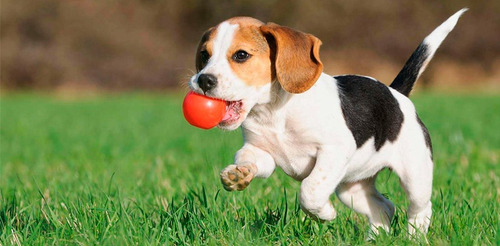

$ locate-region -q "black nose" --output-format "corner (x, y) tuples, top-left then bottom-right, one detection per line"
(197, 74), (217, 93)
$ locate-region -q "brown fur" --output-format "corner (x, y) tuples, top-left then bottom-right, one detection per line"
(196, 17), (323, 92)
(227, 20), (273, 87)
(227, 17), (264, 27)
(261, 23), (323, 93)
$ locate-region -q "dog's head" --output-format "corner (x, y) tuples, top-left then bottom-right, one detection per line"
(188, 17), (323, 130)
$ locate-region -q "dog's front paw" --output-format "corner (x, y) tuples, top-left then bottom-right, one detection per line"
(220, 164), (256, 191)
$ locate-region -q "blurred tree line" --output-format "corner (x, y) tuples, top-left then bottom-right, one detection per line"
(1, 0), (499, 91)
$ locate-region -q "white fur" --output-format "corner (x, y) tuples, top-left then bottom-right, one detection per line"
(188, 21), (274, 130)
(417, 8), (468, 78)
(192, 10), (465, 236)
(239, 74), (433, 234)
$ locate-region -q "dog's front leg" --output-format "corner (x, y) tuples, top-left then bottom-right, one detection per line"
(300, 146), (348, 221)
(220, 143), (275, 191)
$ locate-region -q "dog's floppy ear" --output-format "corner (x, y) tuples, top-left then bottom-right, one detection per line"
(260, 23), (323, 93)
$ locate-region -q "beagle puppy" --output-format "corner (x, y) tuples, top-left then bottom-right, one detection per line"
(188, 9), (467, 235)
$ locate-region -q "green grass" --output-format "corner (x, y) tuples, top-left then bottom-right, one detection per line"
(1, 92), (499, 245)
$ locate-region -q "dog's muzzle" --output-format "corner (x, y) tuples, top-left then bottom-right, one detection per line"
(197, 74), (217, 93)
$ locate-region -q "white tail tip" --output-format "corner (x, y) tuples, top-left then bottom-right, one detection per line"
(424, 8), (468, 50)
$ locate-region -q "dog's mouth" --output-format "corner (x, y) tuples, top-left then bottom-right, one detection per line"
(219, 100), (243, 127)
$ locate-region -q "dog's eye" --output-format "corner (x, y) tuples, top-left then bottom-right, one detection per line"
(200, 50), (210, 65)
(232, 50), (251, 63)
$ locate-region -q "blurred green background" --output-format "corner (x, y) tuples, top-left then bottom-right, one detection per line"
(1, 0), (499, 92)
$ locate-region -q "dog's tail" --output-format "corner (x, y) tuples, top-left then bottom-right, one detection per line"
(389, 8), (467, 97)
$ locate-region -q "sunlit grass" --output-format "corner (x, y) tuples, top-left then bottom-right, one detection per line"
(1, 92), (499, 244)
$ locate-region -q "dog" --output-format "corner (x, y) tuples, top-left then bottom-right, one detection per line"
(188, 9), (466, 235)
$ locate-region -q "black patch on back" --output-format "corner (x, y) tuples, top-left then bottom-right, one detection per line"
(390, 43), (429, 97)
(336, 75), (404, 151)
(416, 113), (433, 159)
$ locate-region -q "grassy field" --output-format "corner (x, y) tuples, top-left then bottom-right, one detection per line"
(1, 92), (499, 245)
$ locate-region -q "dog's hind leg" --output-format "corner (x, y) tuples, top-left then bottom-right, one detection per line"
(336, 175), (395, 234)
(396, 155), (434, 235)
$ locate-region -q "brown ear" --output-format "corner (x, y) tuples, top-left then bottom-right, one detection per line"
(260, 23), (323, 93)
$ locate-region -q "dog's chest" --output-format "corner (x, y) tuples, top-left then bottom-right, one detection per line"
(243, 121), (318, 180)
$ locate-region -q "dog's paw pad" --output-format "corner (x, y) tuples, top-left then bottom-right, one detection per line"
(220, 164), (255, 191)
(227, 172), (239, 182)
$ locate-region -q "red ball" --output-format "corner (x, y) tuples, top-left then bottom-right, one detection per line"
(183, 91), (227, 129)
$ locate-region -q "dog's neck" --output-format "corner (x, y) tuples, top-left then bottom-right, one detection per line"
(242, 81), (290, 131)
(270, 81), (294, 108)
